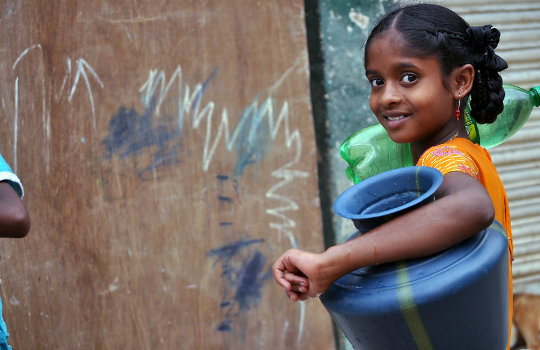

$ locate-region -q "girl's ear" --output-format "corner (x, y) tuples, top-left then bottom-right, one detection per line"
(452, 64), (475, 99)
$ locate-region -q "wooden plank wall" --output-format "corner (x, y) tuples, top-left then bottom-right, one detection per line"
(0, 1), (334, 349)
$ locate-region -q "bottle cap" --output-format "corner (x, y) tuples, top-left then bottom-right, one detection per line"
(531, 86), (540, 107)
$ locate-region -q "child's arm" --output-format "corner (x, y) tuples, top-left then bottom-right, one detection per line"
(0, 181), (30, 238)
(273, 172), (494, 301)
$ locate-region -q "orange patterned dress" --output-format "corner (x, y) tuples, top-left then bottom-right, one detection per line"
(417, 137), (513, 349)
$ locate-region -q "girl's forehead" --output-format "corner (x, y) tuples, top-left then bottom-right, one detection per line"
(365, 30), (409, 70)
(365, 30), (442, 76)
(367, 29), (408, 56)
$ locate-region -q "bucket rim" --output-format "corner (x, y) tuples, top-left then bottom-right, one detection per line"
(333, 166), (443, 220)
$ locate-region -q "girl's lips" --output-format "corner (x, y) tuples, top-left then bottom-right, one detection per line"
(383, 112), (411, 120)
(382, 113), (411, 128)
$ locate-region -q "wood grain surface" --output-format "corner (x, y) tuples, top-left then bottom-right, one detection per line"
(0, 1), (334, 349)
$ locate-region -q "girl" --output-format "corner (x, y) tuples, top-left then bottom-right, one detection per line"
(272, 2), (513, 348)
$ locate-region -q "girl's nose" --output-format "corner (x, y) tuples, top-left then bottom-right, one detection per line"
(380, 84), (402, 106)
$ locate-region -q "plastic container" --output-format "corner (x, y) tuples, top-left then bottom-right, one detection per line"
(333, 166), (442, 233)
(476, 84), (540, 148)
(321, 167), (509, 349)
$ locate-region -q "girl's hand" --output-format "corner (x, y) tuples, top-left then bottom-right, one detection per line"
(272, 249), (335, 302)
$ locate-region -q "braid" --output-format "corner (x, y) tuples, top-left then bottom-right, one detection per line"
(469, 68), (504, 123)
(440, 30), (468, 43)
(466, 25), (507, 123)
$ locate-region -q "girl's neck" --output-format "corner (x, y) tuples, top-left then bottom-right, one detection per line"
(410, 123), (470, 163)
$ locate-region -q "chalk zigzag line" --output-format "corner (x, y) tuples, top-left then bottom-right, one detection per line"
(140, 64), (310, 244)
(139, 62), (309, 344)
(260, 101), (309, 248)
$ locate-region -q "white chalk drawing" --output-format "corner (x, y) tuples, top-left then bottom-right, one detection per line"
(138, 61), (309, 344)
(12, 44), (46, 173)
(139, 65), (308, 246)
(12, 77), (19, 172)
(10, 45), (103, 173)
(67, 58), (104, 133)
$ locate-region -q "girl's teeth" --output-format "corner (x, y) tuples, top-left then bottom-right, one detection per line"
(387, 115), (405, 121)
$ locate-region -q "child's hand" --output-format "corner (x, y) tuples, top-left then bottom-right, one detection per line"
(272, 249), (334, 302)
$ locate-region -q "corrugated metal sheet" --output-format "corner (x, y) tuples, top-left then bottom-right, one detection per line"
(445, 0), (540, 294)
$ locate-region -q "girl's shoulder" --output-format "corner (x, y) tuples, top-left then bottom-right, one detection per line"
(419, 138), (491, 162)
(417, 138), (480, 179)
(446, 137), (493, 162)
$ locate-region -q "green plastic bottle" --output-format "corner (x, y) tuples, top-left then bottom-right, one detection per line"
(341, 84), (540, 183)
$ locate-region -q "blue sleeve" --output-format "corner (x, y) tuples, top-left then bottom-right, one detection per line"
(0, 153), (24, 198)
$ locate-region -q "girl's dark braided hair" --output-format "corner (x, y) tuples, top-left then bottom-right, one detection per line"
(364, 3), (508, 124)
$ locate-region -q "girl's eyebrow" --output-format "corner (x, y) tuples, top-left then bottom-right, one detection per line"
(398, 61), (420, 70)
(365, 69), (377, 77)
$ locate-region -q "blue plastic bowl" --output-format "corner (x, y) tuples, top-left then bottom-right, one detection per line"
(333, 166), (443, 233)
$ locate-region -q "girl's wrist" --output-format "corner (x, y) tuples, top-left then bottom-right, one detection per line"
(320, 244), (359, 283)
(321, 236), (378, 281)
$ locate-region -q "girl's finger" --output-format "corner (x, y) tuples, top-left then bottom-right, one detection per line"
(283, 271), (309, 287)
(286, 290), (299, 301)
(272, 260), (292, 290)
(289, 284), (307, 294)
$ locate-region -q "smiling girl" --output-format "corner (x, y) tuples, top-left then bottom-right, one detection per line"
(273, 3), (513, 348)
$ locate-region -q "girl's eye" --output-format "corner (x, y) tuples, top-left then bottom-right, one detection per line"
(370, 78), (384, 87)
(401, 73), (417, 84)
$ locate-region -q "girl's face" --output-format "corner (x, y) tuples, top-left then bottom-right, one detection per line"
(365, 29), (457, 148)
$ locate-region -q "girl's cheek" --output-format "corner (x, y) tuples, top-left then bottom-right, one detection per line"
(369, 95), (377, 113)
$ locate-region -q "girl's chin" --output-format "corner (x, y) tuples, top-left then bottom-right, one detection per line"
(386, 134), (412, 144)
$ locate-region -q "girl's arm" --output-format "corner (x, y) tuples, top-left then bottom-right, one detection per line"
(273, 172), (494, 301)
(0, 181), (30, 238)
